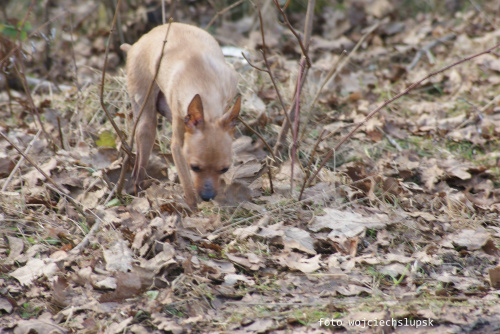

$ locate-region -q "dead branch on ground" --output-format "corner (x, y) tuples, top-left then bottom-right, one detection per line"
(407, 33), (456, 71)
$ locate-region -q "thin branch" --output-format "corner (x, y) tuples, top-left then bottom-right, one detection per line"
(0, 10), (69, 69)
(407, 33), (456, 71)
(205, 0), (247, 30)
(99, 0), (132, 158)
(303, 41), (500, 189)
(1, 130), (41, 192)
(0, 130), (83, 216)
(272, 0), (311, 68)
(479, 93), (500, 113)
(13, 55), (58, 151)
(272, 0), (315, 154)
(299, 21), (381, 142)
(237, 116), (277, 163)
(298, 129), (325, 200)
(298, 50), (347, 142)
(69, 218), (102, 254)
(242, 52), (266, 72)
(254, 4), (292, 134)
(290, 57), (306, 192)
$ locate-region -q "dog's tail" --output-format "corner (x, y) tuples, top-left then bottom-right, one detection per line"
(120, 43), (132, 53)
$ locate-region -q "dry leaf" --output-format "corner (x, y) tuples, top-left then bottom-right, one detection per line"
(104, 239), (133, 272)
(283, 228), (316, 255)
(280, 252), (321, 273)
(10, 258), (58, 286)
(309, 208), (389, 238)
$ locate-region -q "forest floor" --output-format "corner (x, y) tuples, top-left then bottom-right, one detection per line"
(1, 0), (500, 333)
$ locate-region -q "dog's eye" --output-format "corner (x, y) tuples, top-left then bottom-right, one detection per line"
(219, 167), (229, 174)
(191, 165), (201, 172)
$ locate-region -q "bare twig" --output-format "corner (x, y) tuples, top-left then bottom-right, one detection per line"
(1, 130), (41, 192)
(272, 0), (315, 155)
(161, 0), (166, 24)
(99, 0), (132, 158)
(479, 93), (500, 113)
(205, 0), (246, 30)
(13, 55), (58, 151)
(298, 129), (325, 200)
(377, 126), (402, 152)
(245, 4), (291, 134)
(407, 34), (456, 71)
(266, 160), (274, 194)
(298, 50), (347, 142)
(0, 10), (68, 69)
(69, 218), (102, 254)
(290, 57), (306, 192)
(0, 130), (83, 216)
(272, 0), (311, 68)
(237, 116), (277, 163)
(303, 42), (500, 189)
(299, 21), (381, 142)
(56, 117), (65, 149)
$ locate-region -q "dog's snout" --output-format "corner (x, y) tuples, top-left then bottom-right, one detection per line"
(200, 190), (216, 201)
(199, 180), (216, 201)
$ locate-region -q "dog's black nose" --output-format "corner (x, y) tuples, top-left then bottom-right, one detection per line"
(200, 190), (216, 201)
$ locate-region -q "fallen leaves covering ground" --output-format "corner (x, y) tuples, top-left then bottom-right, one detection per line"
(1, 0), (500, 333)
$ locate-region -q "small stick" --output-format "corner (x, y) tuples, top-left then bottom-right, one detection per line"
(407, 34), (456, 71)
(13, 56), (57, 151)
(99, 0), (132, 158)
(298, 129), (325, 200)
(205, 0), (246, 30)
(69, 218), (102, 254)
(245, 3), (292, 135)
(1, 130), (41, 192)
(161, 0), (166, 24)
(299, 21), (381, 142)
(377, 126), (402, 152)
(290, 57), (306, 192)
(272, 0), (311, 68)
(272, 0), (315, 154)
(0, 130), (84, 217)
(237, 113), (277, 194)
(267, 160), (274, 194)
(237, 116), (277, 163)
(0, 9), (68, 68)
(56, 117), (65, 150)
(303, 41), (500, 189)
(479, 93), (500, 113)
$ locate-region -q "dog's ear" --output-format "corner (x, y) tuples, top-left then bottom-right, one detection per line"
(185, 94), (204, 132)
(220, 95), (241, 131)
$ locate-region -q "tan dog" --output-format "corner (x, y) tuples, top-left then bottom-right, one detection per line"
(121, 23), (240, 210)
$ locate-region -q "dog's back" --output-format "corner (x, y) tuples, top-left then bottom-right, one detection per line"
(125, 23), (238, 122)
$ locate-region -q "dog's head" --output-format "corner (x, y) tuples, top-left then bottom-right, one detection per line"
(182, 94), (241, 201)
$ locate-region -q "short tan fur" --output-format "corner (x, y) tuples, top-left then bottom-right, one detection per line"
(121, 23), (240, 210)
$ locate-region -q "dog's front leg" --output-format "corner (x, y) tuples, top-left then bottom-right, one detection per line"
(171, 119), (197, 211)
